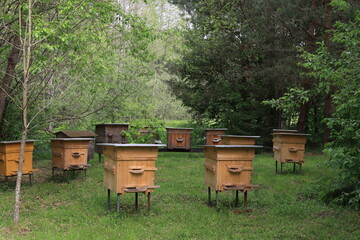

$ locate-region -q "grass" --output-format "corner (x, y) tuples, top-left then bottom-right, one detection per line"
(0, 152), (359, 239)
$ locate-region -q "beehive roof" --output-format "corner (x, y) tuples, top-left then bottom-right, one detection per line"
(55, 130), (97, 138)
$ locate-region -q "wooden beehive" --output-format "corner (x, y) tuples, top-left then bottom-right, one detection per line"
(55, 130), (97, 160)
(95, 123), (129, 154)
(166, 127), (193, 150)
(51, 138), (92, 170)
(99, 144), (165, 195)
(205, 128), (227, 145)
(0, 140), (37, 176)
(220, 135), (260, 145)
(271, 133), (310, 164)
(204, 145), (262, 192)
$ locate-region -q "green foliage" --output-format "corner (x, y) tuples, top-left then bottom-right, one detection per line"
(125, 118), (166, 144)
(301, 5), (360, 209)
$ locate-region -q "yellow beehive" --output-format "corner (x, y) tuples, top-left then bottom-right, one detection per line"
(205, 128), (227, 145)
(204, 145), (262, 192)
(166, 127), (193, 150)
(0, 140), (37, 176)
(51, 138), (92, 170)
(220, 135), (260, 145)
(100, 144), (165, 195)
(271, 133), (310, 164)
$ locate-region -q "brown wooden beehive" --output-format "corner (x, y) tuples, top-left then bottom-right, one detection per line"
(204, 145), (262, 192)
(205, 128), (227, 145)
(95, 123), (129, 154)
(220, 135), (260, 145)
(166, 127), (193, 150)
(271, 132), (310, 164)
(0, 140), (37, 177)
(51, 138), (92, 170)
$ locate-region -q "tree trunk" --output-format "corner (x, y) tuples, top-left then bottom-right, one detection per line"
(0, 35), (21, 124)
(323, 0), (333, 143)
(297, 0), (317, 133)
(14, 0), (32, 225)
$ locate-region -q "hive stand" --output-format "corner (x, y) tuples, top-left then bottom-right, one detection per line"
(0, 140), (38, 186)
(98, 143), (165, 214)
(204, 145), (262, 207)
(271, 131), (310, 174)
(51, 138), (92, 178)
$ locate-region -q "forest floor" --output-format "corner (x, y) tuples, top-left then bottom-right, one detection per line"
(1, 152), (359, 239)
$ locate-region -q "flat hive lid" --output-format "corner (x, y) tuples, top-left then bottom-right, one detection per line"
(219, 135), (260, 138)
(95, 123), (129, 126)
(0, 140), (38, 144)
(51, 138), (94, 141)
(270, 133), (310, 136)
(97, 143), (166, 147)
(166, 127), (194, 130)
(205, 128), (228, 130)
(202, 145), (263, 148)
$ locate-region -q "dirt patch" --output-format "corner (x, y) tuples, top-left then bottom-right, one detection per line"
(231, 208), (254, 214)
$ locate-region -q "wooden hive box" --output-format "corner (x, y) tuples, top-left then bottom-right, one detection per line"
(51, 138), (92, 170)
(271, 133), (310, 164)
(204, 145), (262, 192)
(99, 144), (165, 195)
(220, 135), (260, 145)
(205, 128), (227, 145)
(95, 123), (129, 154)
(0, 140), (37, 176)
(166, 127), (193, 150)
(55, 130), (97, 160)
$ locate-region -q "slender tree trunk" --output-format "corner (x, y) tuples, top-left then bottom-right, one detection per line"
(297, 0), (317, 133)
(0, 35), (21, 124)
(14, 0), (31, 225)
(323, 0), (333, 143)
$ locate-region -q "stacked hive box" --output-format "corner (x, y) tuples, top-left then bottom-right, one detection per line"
(166, 127), (193, 150)
(99, 143), (165, 213)
(51, 138), (92, 175)
(95, 123), (129, 157)
(220, 135), (260, 145)
(271, 130), (310, 173)
(0, 140), (37, 184)
(205, 128), (227, 145)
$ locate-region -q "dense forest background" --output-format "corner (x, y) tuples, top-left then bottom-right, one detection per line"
(0, 0), (359, 209)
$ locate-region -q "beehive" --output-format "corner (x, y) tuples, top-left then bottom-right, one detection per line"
(0, 140), (37, 176)
(51, 138), (92, 170)
(220, 135), (260, 145)
(55, 130), (97, 160)
(204, 145), (262, 192)
(271, 132), (310, 164)
(166, 127), (193, 150)
(205, 128), (227, 145)
(99, 143), (165, 213)
(95, 123), (129, 154)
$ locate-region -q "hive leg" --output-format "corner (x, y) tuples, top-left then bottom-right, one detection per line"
(29, 174), (32, 186)
(99, 153), (101, 163)
(300, 163), (302, 172)
(244, 191), (248, 205)
(107, 189), (111, 210)
(135, 192), (139, 210)
(275, 161), (278, 173)
(147, 192), (151, 211)
(280, 163), (283, 173)
(208, 187), (211, 207)
(117, 193), (121, 214)
(215, 191), (219, 207)
(293, 163), (296, 172)
(235, 190), (239, 207)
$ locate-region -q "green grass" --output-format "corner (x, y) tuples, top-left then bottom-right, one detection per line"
(1, 152), (359, 239)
